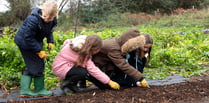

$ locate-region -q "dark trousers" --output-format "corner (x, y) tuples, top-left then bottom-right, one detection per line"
(64, 66), (110, 90)
(110, 57), (146, 87)
(19, 48), (44, 77)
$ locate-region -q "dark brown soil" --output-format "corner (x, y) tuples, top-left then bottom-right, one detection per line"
(5, 75), (209, 103)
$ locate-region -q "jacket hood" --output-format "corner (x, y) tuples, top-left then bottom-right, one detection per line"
(117, 29), (140, 46)
(117, 29), (145, 55)
(71, 35), (87, 49)
(121, 35), (145, 55)
(31, 8), (41, 17)
(70, 35), (87, 52)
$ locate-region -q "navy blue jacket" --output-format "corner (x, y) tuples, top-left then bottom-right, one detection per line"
(14, 8), (57, 53)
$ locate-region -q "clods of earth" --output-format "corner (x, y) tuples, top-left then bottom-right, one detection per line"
(1, 75), (209, 103)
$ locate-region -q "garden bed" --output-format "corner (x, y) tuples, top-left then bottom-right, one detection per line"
(2, 75), (209, 103)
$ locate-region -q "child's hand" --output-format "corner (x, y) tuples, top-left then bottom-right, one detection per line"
(136, 78), (150, 88)
(37, 51), (48, 59)
(108, 80), (120, 90)
(48, 43), (54, 51)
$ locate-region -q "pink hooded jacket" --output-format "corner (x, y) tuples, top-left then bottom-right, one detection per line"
(52, 37), (110, 84)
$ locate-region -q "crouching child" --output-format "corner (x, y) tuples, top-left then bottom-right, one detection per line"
(52, 35), (120, 94)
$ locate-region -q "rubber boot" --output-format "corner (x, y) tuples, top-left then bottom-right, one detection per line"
(19, 75), (38, 98)
(78, 80), (87, 88)
(34, 76), (52, 97)
(60, 79), (79, 93)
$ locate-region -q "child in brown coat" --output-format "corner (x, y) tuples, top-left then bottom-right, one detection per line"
(93, 29), (152, 88)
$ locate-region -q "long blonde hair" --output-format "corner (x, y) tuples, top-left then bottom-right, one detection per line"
(75, 35), (102, 66)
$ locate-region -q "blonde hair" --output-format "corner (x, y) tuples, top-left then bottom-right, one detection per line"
(41, 1), (58, 17)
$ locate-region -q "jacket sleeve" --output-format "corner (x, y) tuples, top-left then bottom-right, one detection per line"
(46, 31), (54, 43)
(86, 59), (110, 84)
(107, 50), (143, 81)
(47, 17), (57, 43)
(24, 16), (42, 53)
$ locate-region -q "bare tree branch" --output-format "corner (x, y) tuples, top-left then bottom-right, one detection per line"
(59, 0), (68, 14)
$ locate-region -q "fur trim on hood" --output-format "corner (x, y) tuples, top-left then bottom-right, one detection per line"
(121, 35), (145, 55)
(70, 35), (87, 52)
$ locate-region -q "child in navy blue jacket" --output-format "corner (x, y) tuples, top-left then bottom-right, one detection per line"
(14, 1), (58, 98)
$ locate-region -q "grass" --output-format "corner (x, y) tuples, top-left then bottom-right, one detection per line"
(0, 8), (209, 89)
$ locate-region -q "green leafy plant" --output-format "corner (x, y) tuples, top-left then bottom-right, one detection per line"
(1, 9), (209, 89)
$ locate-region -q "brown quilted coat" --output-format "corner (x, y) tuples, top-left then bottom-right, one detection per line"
(93, 29), (145, 81)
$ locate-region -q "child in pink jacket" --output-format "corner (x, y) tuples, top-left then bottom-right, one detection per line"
(52, 35), (120, 94)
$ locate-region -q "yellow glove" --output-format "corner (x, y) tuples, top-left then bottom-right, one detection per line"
(48, 43), (54, 51)
(108, 80), (120, 90)
(136, 78), (150, 88)
(37, 51), (48, 59)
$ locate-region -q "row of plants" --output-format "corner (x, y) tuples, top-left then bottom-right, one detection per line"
(1, 25), (208, 90)
(0, 12), (209, 90)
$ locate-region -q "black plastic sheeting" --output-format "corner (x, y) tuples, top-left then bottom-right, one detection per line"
(147, 75), (189, 86)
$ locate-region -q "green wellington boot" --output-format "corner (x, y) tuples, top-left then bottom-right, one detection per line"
(34, 76), (52, 96)
(19, 75), (38, 98)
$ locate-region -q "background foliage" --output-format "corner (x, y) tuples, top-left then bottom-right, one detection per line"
(0, 0), (208, 90)
(0, 9), (209, 89)
(1, 0), (209, 28)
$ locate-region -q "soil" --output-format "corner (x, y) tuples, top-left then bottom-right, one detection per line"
(3, 75), (209, 103)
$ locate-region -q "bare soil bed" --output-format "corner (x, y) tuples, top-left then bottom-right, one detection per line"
(5, 75), (209, 103)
